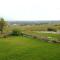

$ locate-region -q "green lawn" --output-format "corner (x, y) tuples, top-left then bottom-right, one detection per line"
(0, 36), (60, 60)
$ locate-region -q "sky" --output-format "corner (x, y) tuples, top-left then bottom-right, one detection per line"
(0, 0), (60, 21)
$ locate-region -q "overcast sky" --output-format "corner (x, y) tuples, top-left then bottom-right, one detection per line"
(0, 0), (60, 21)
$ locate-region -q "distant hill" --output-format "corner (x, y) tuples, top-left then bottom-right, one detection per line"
(8, 20), (60, 25)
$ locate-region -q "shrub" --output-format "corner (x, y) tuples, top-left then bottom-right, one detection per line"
(47, 28), (57, 32)
(3, 34), (8, 38)
(10, 29), (21, 36)
(32, 35), (37, 39)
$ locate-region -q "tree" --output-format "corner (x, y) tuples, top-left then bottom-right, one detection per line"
(0, 18), (6, 34)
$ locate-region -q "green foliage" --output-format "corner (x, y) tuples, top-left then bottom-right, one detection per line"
(47, 28), (57, 32)
(0, 18), (6, 34)
(10, 29), (21, 36)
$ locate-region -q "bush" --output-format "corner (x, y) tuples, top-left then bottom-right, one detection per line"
(10, 29), (21, 36)
(32, 35), (38, 39)
(47, 28), (57, 32)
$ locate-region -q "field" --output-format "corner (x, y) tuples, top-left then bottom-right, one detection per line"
(31, 31), (60, 39)
(0, 36), (60, 60)
(0, 21), (60, 60)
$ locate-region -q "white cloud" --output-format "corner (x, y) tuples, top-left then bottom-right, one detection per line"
(0, 0), (60, 21)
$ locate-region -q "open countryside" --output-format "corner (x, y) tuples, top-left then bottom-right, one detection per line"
(0, 18), (60, 60)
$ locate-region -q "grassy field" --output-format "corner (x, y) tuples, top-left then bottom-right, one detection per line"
(30, 31), (60, 40)
(0, 36), (60, 60)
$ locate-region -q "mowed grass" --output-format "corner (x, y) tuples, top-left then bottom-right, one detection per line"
(0, 36), (60, 60)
